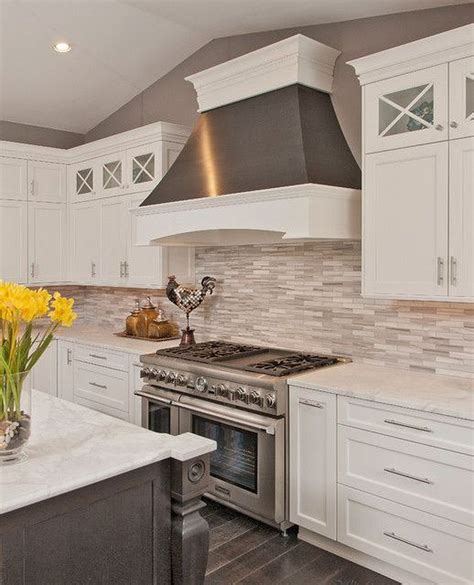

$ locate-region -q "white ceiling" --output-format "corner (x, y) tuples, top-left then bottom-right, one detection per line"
(0, 0), (467, 134)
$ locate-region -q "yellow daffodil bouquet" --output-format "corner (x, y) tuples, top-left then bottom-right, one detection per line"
(0, 281), (76, 462)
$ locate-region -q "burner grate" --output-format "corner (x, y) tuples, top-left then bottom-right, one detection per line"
(244, 354), (339, 376)
(155, 341), (268, 363)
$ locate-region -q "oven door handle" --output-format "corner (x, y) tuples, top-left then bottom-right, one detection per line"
(135, 390), (173, 406)
(173, 400), (276, 435)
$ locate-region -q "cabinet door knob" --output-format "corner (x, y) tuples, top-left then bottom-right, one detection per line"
(434, 124), (444, 131)
(449, 121), (458, 129)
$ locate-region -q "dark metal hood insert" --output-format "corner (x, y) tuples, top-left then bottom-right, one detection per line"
(140, 84), (360, 208)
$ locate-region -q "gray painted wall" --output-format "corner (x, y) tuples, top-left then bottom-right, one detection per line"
(0, 120), (84, 149)
(84, 3), (474, 165)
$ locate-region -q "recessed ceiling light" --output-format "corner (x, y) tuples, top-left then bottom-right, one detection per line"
(53, 42), (72, 53)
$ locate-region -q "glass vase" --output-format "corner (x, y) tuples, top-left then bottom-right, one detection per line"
(0, 371), (31, 465)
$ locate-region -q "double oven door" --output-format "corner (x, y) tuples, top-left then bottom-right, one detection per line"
(137, 385), (286, 526)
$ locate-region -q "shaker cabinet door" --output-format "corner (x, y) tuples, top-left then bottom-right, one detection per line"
(99, 197), (127, 283)
(0, 199), (28, 282)
(289, 386), (337, 539)
(0, 156), (27, 200)
(364, 64), (448, 153)
(449, 56), (474, 140)
(28, 202), (67, 283)
(364, 143), (449, 298)
(449, 137), (474, 300)
(28, 161), (66, 203)
(70, 201), (100, 282)
(31, 340), (58, 396)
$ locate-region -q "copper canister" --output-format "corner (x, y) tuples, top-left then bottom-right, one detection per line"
(125, 300), (141, 336)
(148, 309), (174, 339)
(136, 297), (159, 338)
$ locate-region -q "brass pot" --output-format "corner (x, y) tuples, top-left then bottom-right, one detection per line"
(136, 297), (159, 338)
(125, 300), (141, 336)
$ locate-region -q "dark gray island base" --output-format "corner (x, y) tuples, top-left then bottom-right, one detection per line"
(1, 454), (210, 585)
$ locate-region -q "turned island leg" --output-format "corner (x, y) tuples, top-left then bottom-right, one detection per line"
(170, 454), (211, 585)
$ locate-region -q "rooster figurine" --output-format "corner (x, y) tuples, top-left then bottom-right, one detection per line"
(166, 275), (216, 346)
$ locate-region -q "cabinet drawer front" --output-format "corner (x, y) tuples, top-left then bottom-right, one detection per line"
(74, 396), (129, 422)
(338, 425), (474, 526)
(75, 345), (128, 371)
(338, 485), (474, 585)
(74, 363), (129, 413)
(338, 396), (474, 455)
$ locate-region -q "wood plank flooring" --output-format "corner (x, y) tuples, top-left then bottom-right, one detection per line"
(202, 499), (399, 585)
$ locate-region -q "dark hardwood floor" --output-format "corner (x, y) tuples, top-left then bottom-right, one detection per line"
(202, 499), (399, 585)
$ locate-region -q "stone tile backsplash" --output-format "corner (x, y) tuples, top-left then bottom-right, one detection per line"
(47, 241), (473, 378)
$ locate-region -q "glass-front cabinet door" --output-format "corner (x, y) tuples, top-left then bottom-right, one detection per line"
(449, 56), (474, 140)
(101, 154), (124, 196)
(69, 161), (99, 201)
(126, 144), (162, 194)
(364, 64), (448, 153)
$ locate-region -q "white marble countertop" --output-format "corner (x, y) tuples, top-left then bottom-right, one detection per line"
(53, 324), (180, 356)
(291, 362), (474, 421)
(0, 391), (215, 515)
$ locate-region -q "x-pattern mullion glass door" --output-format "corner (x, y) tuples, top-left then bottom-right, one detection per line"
(365, 64), (448, 153)
(76, 167), (94, 197)
(449, 57), (474, 140)
(102, 158), (123, 195)
(127, 145), (161, 192)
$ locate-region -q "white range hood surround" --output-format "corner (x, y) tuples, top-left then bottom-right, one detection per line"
(134, 35), (361, 247)
(133, 184), (361, 246)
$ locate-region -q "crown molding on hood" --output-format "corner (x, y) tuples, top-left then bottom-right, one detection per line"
(132, 183), (361, 247)
(186, 34), (341, 112)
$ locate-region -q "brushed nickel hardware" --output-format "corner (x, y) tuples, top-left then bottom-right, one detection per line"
(384, 418), (433, 433)
(449, 121), (458, 128)
(299, 398), (323, 409)
(383, 531), (433, 553)
(91, 261), (96, 278)
(124, 261), (129, 279)
(435, 124), (444, 131)
(30, 180), (34, 196)
(450, 256), (457, 286)
(66, 349), (73, 365)
(30, 262), (35, 278)
(89, 353), (107, 360)
(89, 382), (107, 389)
(437, 257), (444, 285)
(384, 467), (433, 484)
(120, 261), (125, 278)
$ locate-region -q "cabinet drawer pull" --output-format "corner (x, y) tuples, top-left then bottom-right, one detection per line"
(383, 419), (432, 433)
(89, 353), (107, 360)
(384, 467), (433, 485)
(299, 398), (323, 409)
(383, 531), (433, 553)
(89, 382), (107, 389)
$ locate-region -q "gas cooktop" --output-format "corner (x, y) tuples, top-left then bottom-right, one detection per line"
(155, 341), (342, 377)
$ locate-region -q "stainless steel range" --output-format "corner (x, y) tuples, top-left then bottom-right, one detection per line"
(137, 341), (348, 532)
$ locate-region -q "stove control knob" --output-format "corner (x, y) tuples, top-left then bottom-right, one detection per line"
(236, 387), (247, 401)
(166, 371), (176, 384)
(158, 369), (167, 381)
(140, 367), (151, 379)
(195, 376), (208, 393)
(249, 390), (261, 404)
(176, 374), (188, 387)
(265, 393), (276, 408)
(216, 384), (228, 397)
(150, 368), (160, 381)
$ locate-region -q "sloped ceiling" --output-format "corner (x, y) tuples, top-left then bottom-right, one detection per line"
(0, 0), (467, 133)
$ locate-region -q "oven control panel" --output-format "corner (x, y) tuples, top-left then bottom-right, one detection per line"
(140, 366), (278, 414)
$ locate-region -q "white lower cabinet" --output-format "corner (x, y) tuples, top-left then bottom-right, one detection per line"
(30, 341), (58, 396)
(338, 485), (474, 585)
(58, 341), (74, 401)
(289, 385), (474, 585)
(129, 355), (143, 427)
(289, 386), (337, 539)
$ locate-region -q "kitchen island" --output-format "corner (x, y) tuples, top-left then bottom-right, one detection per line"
(0, 391), (216, 585)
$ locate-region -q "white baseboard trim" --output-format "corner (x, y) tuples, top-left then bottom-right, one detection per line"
(298, 528), (435, 585)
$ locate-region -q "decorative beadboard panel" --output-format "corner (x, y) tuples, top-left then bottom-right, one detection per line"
(40, 241), (473, 378)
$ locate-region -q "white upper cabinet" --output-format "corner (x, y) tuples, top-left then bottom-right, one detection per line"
(364, 143), (449, 298)
(99, 197), (127, 283)
(449, 137), (474, 299)
(69, 160), (100, 202)
(28, 161), (66, 203)
(0, 200), (27, 282)
(126, 143), (161, 194)
(350, 25), (473, 301)
(99, 152), (125, 197)
(28, 202), (67, 283)
(364, 64), (448, 153)
(69, 200), (100, 283)
(449, 56), (474, 140)
(0, 157), (27, 200)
